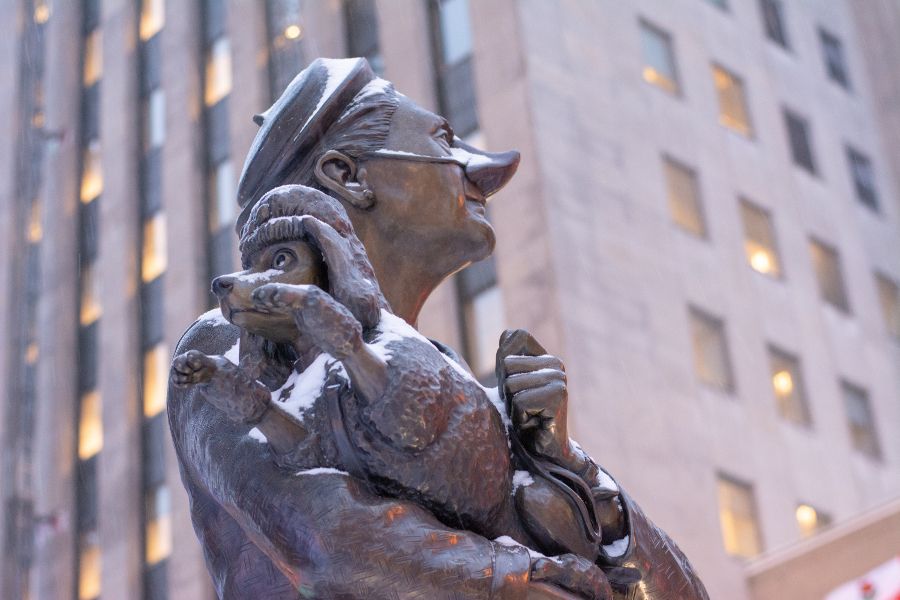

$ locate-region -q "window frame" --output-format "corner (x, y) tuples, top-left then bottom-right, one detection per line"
(819, 27), (851, 90)
(783, 108), (817, 175)
(688, 306), (736, 393)
(639, 19), (681, 96)
(712, 63), (753, 137)
(845, 145), (879, 212)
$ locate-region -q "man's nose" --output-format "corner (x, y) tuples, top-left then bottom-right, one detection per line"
(458, 141), (521, 199)
(211, 275), (235, 298)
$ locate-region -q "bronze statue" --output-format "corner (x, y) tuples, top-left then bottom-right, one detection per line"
(168, 58), (709, 599)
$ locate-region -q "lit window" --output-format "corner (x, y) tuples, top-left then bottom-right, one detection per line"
(768, 346), (810, 426)
(284, 24), (302, 40)
(78, 533), (102, 600)
(689, 307), (734, 392)
(438, 0), (473, 65)
(463, 285), (506, 380)
(717, 475), (762, 558)
(143, 88), (165, 152)
(759, 0), (789, 48)
(809, 238), (850, 313)
(145, 485), (173, 565)
(83, 29), (103, 87)
(205, 37), (232, 107)
(640, 21), (679, 94)
(78, 390), (103, 460)
(34, 1), (50, 24)
(25, 342), (39, 365)
(28, 200), (42, 243)
(80, 140), (103, 203)
(143, 343), (169, 418)
(740, 200), (781, 277)
(209, 160), (236, 231)
(712, 65), (752, 136)
(140, 0), (165, 42)
(663, 157), (705, 237)
(842, 381), (881, 459)
(796, 503), (831, 538)
(820, 28), (851, 89)
(142, 213), (167, 283)
(846, 146), (878, 211)
(875, 273), (900, 338)
(80, 264), (102, 326)
(784, 109), (817, 174)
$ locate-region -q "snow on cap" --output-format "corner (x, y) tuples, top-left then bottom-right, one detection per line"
(235, 58), (376, 235)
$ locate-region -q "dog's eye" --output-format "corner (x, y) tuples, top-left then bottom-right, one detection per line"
(272, 250), (294, 269)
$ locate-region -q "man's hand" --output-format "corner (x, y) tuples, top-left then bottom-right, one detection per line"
(497, 330), (580, 470)
(531, 554), (612, 599)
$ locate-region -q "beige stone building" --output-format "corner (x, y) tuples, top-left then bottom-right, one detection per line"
(1, 1), (898, 599)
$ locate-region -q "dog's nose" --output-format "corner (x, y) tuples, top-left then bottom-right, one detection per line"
(211, 275), (235, 298)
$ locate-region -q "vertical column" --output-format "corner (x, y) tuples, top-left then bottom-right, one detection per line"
(264, 0), (307, 101)
(137, 1), (172, 598)
(1, 0), (47, 597)
(74, 1), (104, 598)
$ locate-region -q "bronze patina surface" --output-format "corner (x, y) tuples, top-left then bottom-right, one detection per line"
(168, 58), (709, 600)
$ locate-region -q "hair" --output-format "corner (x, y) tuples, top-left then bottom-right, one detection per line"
(288, 79), (401, 192)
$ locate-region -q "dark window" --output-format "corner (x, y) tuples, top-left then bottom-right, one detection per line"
(81, 84), (100, 141)
(345, 0), (383, 74)
(77, 455), (99, 531)
(79, 200), (99, 263)
(209, 225), (235, 279)
(809, 237), (850, 313)
(141, 148), (163, 217)
(144, 560), (168, 600)
(203, 0), (227, 44)
(84, 0), (101, 32)
(842, 381), (881, 459)
(140, 33), (162, 94)
(205, 96), (231, 166)
(431, 0), (479, 137)
(689, 307), (735, 392)
(783, 109), (817, 174)
(846, 146), (878, 211)
(706, 0), (728, 10)
(820, 28), (850, 89)
(142, 414), (168, 488)
(663, 156), (706, 237)
(759, 0), (789, 48)
(141, 275), (165, 347)
(78, 322), (99, 393)
(875, 273), (900, 338)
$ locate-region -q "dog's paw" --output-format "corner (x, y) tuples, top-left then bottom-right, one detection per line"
(171, 350), (222, 387)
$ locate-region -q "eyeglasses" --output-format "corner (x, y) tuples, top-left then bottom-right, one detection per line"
(357, 148), (469, 169)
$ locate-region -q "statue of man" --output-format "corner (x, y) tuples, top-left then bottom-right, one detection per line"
(168, 58), (708, 600)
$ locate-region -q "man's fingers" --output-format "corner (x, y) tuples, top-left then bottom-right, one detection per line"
(510, 383), (565, 429)
(503, 354), (564, 375)
(505, 369), (565, 395)
(301, 217), (356, 280)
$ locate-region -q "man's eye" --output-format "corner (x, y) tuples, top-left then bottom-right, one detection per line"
(272, 250), (294, 269)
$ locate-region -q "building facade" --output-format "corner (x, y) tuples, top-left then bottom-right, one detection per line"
(1, 0), (898, 599)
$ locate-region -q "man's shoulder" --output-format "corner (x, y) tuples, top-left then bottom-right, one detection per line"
(175, 308), (241, 356)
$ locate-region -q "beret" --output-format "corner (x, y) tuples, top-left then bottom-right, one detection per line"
(235, 57), (376, 234)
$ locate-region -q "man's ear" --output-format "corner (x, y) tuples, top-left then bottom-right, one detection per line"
(314, 150), (375, 209)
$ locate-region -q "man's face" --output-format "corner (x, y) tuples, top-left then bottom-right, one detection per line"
(360, 97), (510, 269)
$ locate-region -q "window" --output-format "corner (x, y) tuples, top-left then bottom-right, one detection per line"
(205, 37), (232, 107)
(79, 533), (102, 600)
(846, 146), (878, 211)
(143, 343), (169, 418)
(809, 238), (850, 313)
(689, 307), (734, 392)
(759, 0), (789, 48)
(345, 0), (383, 75)
(142, 213), (167, 283)
(876, 273), (900, 338)
(842, 381), (881, 459)
(783, 109), (817, 174)
(712, 65), (752, 136)
(80, 139), (103, 203)
(27, 199), (42, 243)
(706, 0), (728, 9)
(80, 264), (102, 326)
(463, 285), (506, 381)
(768, 346), (810, 426)
(640, 21), (679, 94)
(83, 29), (102, 87)
(209, 159), (236, 231)
(142, 88), (165, 152)
(78, 390), (103, 460)
(795, 503), (831, 538)
(717, 475), (762, 558)
(663, 157), (705, 237)
(432, 0), (478, 136)
(140, 0), (165, 41)
(820, 28), (850, 89)
(145, 485), (173, 565)
(740, 200), (781, 277)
